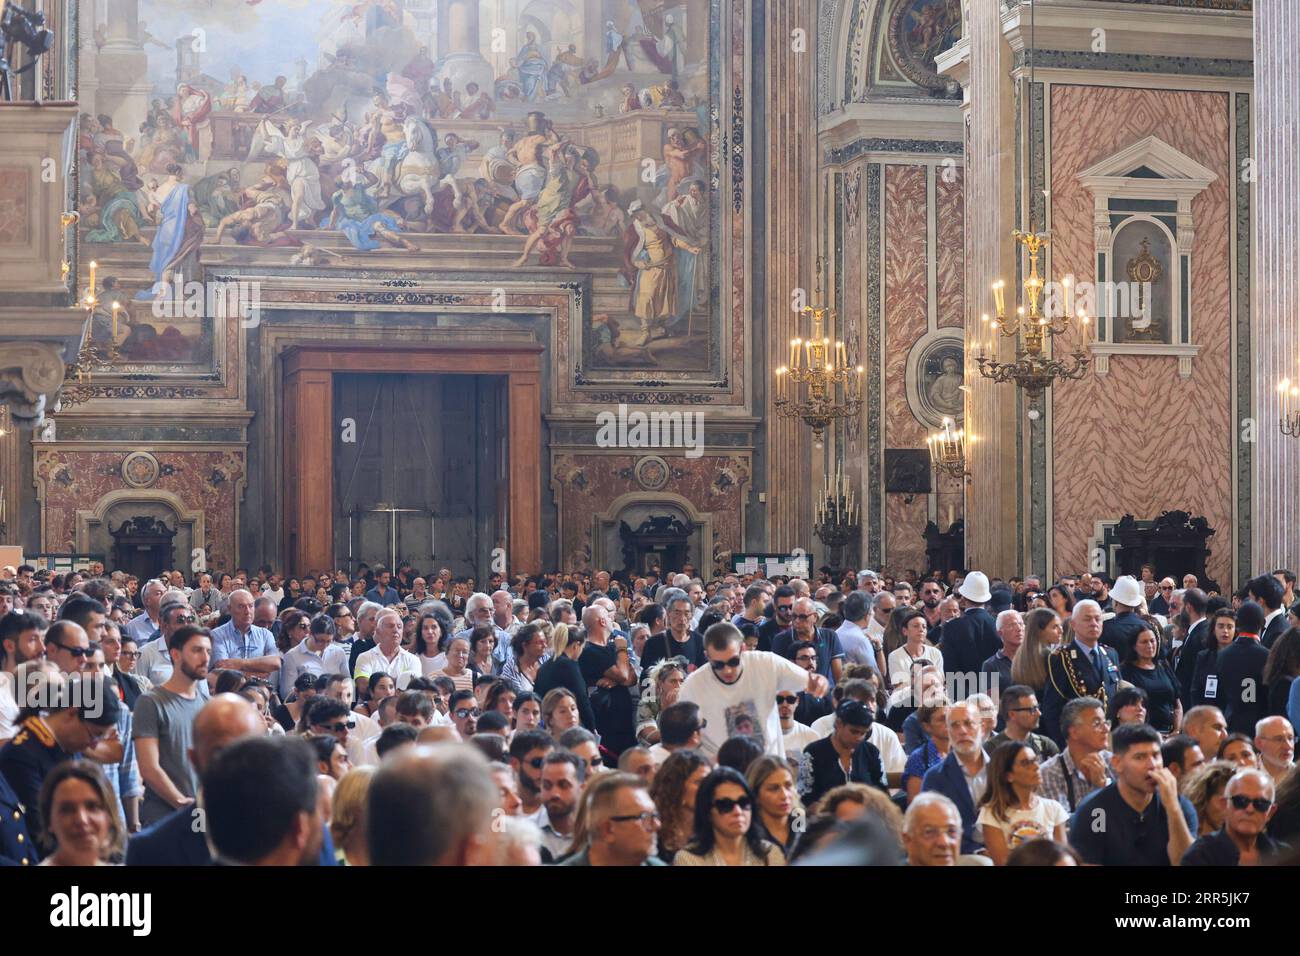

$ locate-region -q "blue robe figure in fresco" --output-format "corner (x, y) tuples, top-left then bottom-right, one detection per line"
(135, 165), (203, 300)
(512, 31), (549, 100)
(327, 171), (419, 252)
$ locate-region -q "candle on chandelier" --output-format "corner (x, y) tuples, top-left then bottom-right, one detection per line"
(789, 338), (799, 369)
(89, 260), (97, 299)
(992, 280), (1005, 316)
(1281, 380), (1293, 417)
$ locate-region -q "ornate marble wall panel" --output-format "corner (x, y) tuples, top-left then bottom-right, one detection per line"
(550, 452), (752, 573)
(33, 447), (246, 572)
(1049, 85), (1232, 584)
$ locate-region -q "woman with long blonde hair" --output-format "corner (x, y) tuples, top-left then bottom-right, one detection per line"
(1011, 607), (1062, 695)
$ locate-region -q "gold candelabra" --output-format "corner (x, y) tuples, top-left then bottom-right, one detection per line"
(976, 229), (1091, 406)
(58, 258), (122, 410)
(773, 259), (864, 449)
(1278, 379), (1300, 437)
(927, 417), (968, 481)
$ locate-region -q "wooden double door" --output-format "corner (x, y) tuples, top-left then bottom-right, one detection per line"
(332, 373), (505, 577)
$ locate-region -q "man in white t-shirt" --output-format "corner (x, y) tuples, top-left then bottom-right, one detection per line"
(678, 622), (828, 759)
(354, 608), (422, 691)
(778, 690), (820, 755)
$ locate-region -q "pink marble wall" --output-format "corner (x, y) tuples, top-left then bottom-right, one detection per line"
(883, 164), (931, 575)
(34, 449), (246, 572)
(551, 453), (752, 573)
(937, 170), (965, 329)
(1049, 86), (1232, 584)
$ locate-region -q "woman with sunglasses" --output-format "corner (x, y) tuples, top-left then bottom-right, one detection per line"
(976, 741), (1069, 865)
(673, 766), (783, 866)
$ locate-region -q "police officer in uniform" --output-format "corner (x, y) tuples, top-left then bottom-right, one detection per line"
(1042, 599), (1120, 745)
(0, 771), (33, 865)
(0, 674), (121, 860)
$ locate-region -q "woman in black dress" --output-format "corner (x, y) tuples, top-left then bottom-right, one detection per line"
(1120, 624), (1181, 733)
(1190, 609), (1237, 708)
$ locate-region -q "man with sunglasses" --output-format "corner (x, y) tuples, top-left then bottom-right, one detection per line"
(42, 620), (92, 675)
(136, 601), (202, 687)
(306, 696), (356, 749)
(679, 622), (829, 759)
(508, 729), (555, 817)
(448, 689), (480, 738)
(755, 585), (796, 656)
(1182, 768), (1286, 865)
(773, 597), (845, 689)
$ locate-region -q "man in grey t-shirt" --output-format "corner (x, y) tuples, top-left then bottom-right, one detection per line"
(133, 625), (212, 826)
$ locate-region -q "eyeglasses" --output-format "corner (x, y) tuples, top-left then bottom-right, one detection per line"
(319, 720), (356, 732)
(793, 613), (816, 621)
(1229, 795), (1273, 813)
(454, 707), (481, 719)
(712, 796), (752, 814)
(1010, 705), (1042, 713)
(119, 650), (141, 659)
(1159, 585), (1174, 591)
(776, 694), (799, 705)
(775, 605), (793, 614)
(527, 756), (547, 769)
(49, 642), (92, 659)
(581, 754), (603, 769)
(709, 656), (741, 671)
(610, 810), (660, 827)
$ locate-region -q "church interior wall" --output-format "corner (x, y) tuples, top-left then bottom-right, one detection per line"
(1047, 83), (1235, 585)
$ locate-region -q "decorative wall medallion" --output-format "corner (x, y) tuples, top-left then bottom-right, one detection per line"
(121, 452), (160, 488)
(888, 0), (963, 93)
(634, 456), (671, 492)
(905, 328), (965, 429)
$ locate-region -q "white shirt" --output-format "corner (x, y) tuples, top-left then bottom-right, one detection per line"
(678, 650), (810, 758)
(976, 795), (1068, 848)
(0, 672), (18, 741)
(781, 721), (820, 755)
(887, 644), (944, 689)
(353, 645), (422, 688)
(810, 712), (908, 773)
(866, 616), (886, 642)
(836, 620), (876, 666)
(648, 742), (673, 767)
(136, 635), (174, 686)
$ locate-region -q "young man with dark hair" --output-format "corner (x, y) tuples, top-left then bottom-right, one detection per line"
(203, 735), (323, 866)
(0, 611), (47, 742)
(1246, 575), (1287, 647)
(508, 728), (555, 817)
(133, 625), (212, 826)
(1160, 734), (1205, 783)
(986, 685), (1059, 758)
(537, 749), (586, 861)
(798, 700), (886, 805)
(1069, 723), (1196, 866)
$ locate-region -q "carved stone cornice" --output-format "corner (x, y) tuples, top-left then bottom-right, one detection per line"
(0, 308), (92, 428)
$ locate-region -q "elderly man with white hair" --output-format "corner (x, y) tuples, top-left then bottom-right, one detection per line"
(1254, 715), (1295, 785)
(1181, 768), (1286, 865)
(124, 579), (168, 643)
(919, 699), (990, 854)
(981, 609), (1024, 699)
(1042, 598), (1121, 745)
(856, 570), (881, 595)
(455, 592), (513, 665)
(902, 792), (991, 866)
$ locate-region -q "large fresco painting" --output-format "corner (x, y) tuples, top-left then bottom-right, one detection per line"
(77, 0), (725, 379)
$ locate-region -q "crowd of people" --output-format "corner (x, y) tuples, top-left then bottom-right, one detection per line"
(0, 558), (1297, 867)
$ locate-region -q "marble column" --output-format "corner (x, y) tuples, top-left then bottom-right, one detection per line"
(435, 0), (494, 97)
(1253, 0), (1300, 570)
(764, 0), (815, 553)
(939, 0), (1021, 578)
(94, 0), (150, 148)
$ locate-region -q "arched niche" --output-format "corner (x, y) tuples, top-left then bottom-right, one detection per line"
(75, 489), (206, 575)
(591, 492), (713, 576)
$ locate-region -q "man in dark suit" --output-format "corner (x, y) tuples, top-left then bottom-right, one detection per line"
(1042, 599), (1121, 745)
(938, 571), (1001, 688)
(920, 699), (989, 854)
(1100, 575), (1149, 659)
(1174, 588), (1210, 703)
(1217, 601), (1271, 736)
(1246, 575), (1287, 649)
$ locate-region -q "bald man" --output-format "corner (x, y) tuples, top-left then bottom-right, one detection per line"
(127, 693), (339, 867)
(126, 693), (262, 865)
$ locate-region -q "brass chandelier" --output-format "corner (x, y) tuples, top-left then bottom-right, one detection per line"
(976, 0), (1090, 408)
(773, 258), (863, 449)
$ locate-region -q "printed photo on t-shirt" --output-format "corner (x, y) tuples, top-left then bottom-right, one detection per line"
(725, 701), (763, 748)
